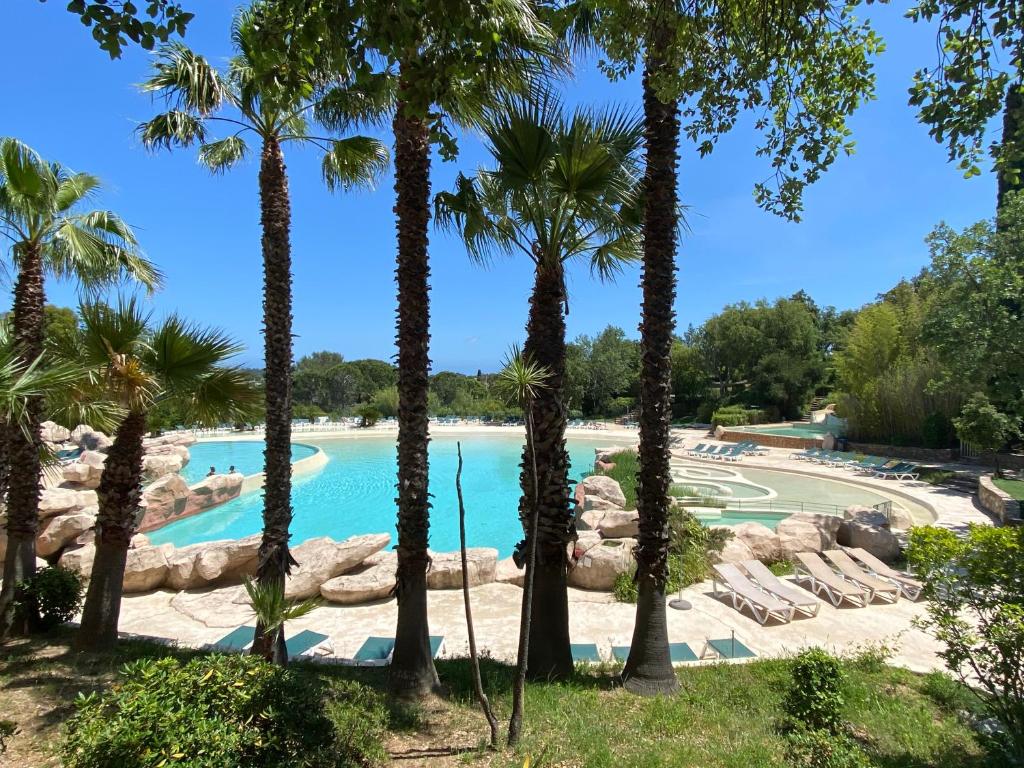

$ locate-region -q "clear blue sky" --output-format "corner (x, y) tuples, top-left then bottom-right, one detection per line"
(0, 1), (999, 372)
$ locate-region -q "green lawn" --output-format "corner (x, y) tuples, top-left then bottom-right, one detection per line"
(993, 476), (1024, 501)
(0, 631), (999, 768)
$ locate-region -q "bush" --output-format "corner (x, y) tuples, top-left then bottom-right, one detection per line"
(711, 405), (768, 428)
(785, 728), (872, 768)
(0, 720), (18, 756)
(597, 451), (638, 509)
(61, 654), (387, 768)
(16, 566), (83, 630)
(784, 648), (847, 733)
(355, 404), (381, 428)
(921, 412), (955, 448)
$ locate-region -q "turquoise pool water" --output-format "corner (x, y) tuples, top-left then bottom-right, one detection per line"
(693, 510), (790, 528)
(735, 423), (831, 438)
(180, 441), (318, 485)
(149, 435), (603, 557)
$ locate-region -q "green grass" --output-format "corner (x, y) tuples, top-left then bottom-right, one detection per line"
(597, 451), (638, 509)
(919, 468), (956, 486)
(0, 631), (1000, 768)
(993, 476), (1024, 501)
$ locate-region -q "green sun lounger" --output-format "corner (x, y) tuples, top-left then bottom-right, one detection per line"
(211, 625), (257, 652)
(570, 643), (601, 663)
(701, 636), (756, 660)
(287, 629), (332, 659)
(611, 643), (697, 664)
(353, 635), (445, 665)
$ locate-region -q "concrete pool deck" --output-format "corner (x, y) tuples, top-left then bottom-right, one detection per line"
(109, 424), (993, 672)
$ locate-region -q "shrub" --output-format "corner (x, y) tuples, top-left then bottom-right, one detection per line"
(921, 412), (955, 448)
(711, 405), (768, 428)
(783, 648), (847, 733)
(16, 566), (83, 630)
(597, 451), (638, 509)
(785, 728), (872, 768)
(0, 720), (18, 756)
(61, 654), (386, 768)
(355, 404), (381, 428)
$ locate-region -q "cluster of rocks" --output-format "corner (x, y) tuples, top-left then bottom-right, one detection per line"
(571, 473), (639, 590)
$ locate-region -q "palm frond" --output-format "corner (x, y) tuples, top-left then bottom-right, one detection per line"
(198, 136), (249, 174)
(0, 137), (55, 211)
(54, 173), (101, 212)
(141, 42), (225, 115)
(179, 367), (262, 427)
(495, 343), (550, 408)
(145, 316), (245, 389)
(314, 74), (397, 132)
(243, 577), (322, 634)
(321, 137), (390, 192)
(137, 111), (208, 150)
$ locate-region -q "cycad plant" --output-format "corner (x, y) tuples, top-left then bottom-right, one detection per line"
(242, 577), (321, 665)
(72, 299), (260, 650)
(436, 93), (643, 680)
(0, 138), (159, 639)
(138, 3), (389, 660)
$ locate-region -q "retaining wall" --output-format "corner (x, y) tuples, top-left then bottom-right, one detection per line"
(978, 475), (1022, 525)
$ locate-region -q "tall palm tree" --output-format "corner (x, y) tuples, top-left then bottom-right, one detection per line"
(436, 94), (643, 680)
(0, 138), (158, 639)
(72, 299), (260, 651)
(346, 0), (559, 696)
(138, 4), (389, 660)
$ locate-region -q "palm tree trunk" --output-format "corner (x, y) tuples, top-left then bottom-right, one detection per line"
(622, 40), (681, 696)
(0, 243), (46, 639)
(76, 410), (147, 651)
(520, 260), (573, 682)
(253, 135), (297, 662)
(390, 90), (440, 697)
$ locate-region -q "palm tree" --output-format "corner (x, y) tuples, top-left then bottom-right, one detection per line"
(138, 4), (389, 660)
(73, 299), (260, 651)
(436, 94), (643, 680)
(345, 0), (559, 696)
(0, 138), (158, 639)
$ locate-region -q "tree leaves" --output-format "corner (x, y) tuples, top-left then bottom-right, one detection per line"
(59, 0), (194, 59)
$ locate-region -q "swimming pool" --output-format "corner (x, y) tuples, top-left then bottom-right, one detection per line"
(180, 441), (319, 485)
(149, 435), (604, 557)
(732, 423), (834, 438)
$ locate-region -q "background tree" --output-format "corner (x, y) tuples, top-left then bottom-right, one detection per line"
(74, 299), (259, 651)
(570, 0), (881, 695)
(137, 3), (389, 661)
(437, 93), (643, 679)
(953, 393), (1021, 477)
(0, 137), (158, 639)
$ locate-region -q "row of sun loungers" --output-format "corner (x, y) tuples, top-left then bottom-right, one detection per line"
(711, 548), (923, 624)
(790, 449), (921, 480)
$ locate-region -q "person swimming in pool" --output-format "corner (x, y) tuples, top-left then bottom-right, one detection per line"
(228, 465), (237, 474)
(207, 466), (216, 476)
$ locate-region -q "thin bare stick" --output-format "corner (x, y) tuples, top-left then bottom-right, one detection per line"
(456, 442), (500, 748)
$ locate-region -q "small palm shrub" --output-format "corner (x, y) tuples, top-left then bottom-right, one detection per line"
(60, 654), (387, 768)
(16, 566), (83, 630)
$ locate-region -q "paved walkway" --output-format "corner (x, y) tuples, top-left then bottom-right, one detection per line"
(112, 425), (993, 673)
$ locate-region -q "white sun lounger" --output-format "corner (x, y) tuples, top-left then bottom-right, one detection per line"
(741, 560), (820, 617)
(842, 547), (923, 600)
(793, 552), (869, 607)
(712, 563), (795, 625)
(822, 550), (900, 603)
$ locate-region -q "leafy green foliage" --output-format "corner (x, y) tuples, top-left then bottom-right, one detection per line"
(784, 728), (873, 768)
(711, 405), (768, 428)
(907, 524), (1024, 763)
(954, 392), (1021, 469)
(242, 577), (321, 636)
(355, 404), (381, 428)
(597, 450), (638, 509)
(60, 654), (387, 768)
(564, 327), (640, 416)
(0, 719), (18, 756)
(15, 567), (83, 631)
(784, 648), (847, 733)
(59, 0), (193, 58)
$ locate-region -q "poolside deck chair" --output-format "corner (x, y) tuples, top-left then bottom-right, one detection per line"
(793, 553), (869, 607)
(711, 563), (795, 624)
(844, 547), (923, 600)
(846, 456), (888, 473)
(791, 448), (822, 461)
(823, 452), (858, 468)
(873, 462), (920, 481)
(611, 642), (698, 665)
(700, 633), (756, 660)
(854, 458), (899, 475)
(571, 643), (601, 663)
(353, 635), (445, 666)
(717, 445), (745, 462)
(741, 560), (820, 617)
(211, 625), (257, 652)
(822, 550), (900, 603)
(287, 629), (333, 659)
(687, 442), (708, 456)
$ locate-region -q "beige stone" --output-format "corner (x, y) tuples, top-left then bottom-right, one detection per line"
(888, 507), (915, 531)
(40, 420), (71, 443)
(123, 545), (172, 592)
(427, 548), (498, 589)
(776, 512), (841, 559)
(77, 429), (112, 452)
(568, 538), (635, 590)
(38, 488), (82, 519)
(596, 509), (639, 538)
(36, 511), (96, 557)
(130, 533), (150, 549)
(165, 545), (205, 590)
(194, 535), (261, 583)
(61, 462), (92, 486)
(494, 556), (525, 587)
(844, 505), (889, 528)
(142, 453), (185, 481)
(60, 543), (96, 579)
(713, 535), (755, 564)
(321, 559), (396, 604)
(183, 473), (244, 517)
(139, 474), (190, 530)
(580, 475), (627, 508)
(285, 534), (391, 600)
(583, 494), (621, 512)
(731, 522), (782, 562)
(838, 520), (901, 563)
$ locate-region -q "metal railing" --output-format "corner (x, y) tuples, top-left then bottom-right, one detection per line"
(702, 497), (895, 518)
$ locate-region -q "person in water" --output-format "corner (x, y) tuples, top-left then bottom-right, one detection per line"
(228, 465), (237, 474)
(207, 466), (216, 477)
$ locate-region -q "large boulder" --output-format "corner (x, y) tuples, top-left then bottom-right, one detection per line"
(579, 475), (627, 508)
(494, 556), (525, 587)
(426, 548), (498, 589)
(712, 534), (755, 564)
(583, 494), (622, 512)
(38, 487), (94, 519)
(837, 520), (901, 563)
(194, 534), (262, 583)
(139, 474), (190, 530)
(183, 473), (244, 517)
(285, 534), (391, 600)
(61, 462), (92, 486)
(595, 445), (637, 464)
(580, 509), (639, 538)
(731, 522), (782, 562)
(61, 450), (107, 489)
(776, 513), (841, 559)
(36, 510), (96, 557)
(320, 556), (396, 604)
(77, 429), (112, 453)
(40, 420), (71, 443)
(164, 544), (206, 590)
(60, 543), (96, 579)
(888, 507), (915, 531)
(143, 433), (196, 449)
(844, 505), (889, 529)
(568, 538), (635, 590)
(122, 544), (172, 592)
(142, 453), (185, 481)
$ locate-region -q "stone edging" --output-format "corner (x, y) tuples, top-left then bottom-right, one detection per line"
(978, 475), (1022, 524)
(238, 443), (328, 495)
